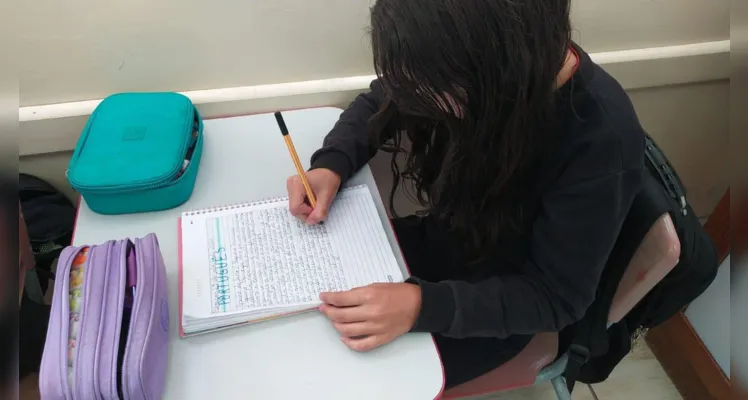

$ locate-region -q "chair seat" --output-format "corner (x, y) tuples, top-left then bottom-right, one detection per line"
(443, 332), (559, 399)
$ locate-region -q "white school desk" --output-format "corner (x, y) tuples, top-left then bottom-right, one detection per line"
(72, 108), (445, 399)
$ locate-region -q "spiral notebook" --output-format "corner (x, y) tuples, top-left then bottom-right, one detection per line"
(177, 184), (404, 337)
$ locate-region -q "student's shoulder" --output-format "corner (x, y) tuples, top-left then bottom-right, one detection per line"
(564, 67), (646, 171)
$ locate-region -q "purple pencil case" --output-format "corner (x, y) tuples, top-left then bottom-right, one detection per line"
(40, 234), (169, 400)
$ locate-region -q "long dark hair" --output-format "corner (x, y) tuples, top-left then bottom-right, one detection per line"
(370, 0), (572, 260)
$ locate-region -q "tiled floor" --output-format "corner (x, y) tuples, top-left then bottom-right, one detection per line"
(469, 340), (682, 400)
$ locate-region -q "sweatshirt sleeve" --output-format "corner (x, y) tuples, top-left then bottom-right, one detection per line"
(407, 137), (644, 338)
(309, 80), (386, 184)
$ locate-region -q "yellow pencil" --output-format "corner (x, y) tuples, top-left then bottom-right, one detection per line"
(274, 111), (318, 208)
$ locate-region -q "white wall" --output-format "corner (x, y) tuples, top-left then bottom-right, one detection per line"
(685, 256), (731, 377)
(570, 0), (728, 51)
(17, 0), (730, 220)
(17, 0), (729, 106)
(626, 81), (729, 218)
(18, 0), (373, 106)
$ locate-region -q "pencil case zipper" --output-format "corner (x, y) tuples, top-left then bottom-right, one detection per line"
(121, 234), (169, 400)
(39, 245), (85, 400)
(72, 241), (126, 399)
(96, 240), (129, 399)
(67, 107), (202, 194)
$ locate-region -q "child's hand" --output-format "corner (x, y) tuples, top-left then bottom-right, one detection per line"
(287, 168), (341, 225)
(318, 283), (422, 352)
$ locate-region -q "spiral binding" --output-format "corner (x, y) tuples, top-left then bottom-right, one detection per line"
(181, 184), (367, 217)
(181, 196), (285, 216)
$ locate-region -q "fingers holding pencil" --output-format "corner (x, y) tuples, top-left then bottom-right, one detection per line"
(275, 111), (342, 225)
(287, 170), (341, 224)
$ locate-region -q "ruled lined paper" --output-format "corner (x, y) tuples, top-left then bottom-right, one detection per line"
(185, 185), (403, 316)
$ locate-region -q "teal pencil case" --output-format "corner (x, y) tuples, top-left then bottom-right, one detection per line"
(67, 92), (204, 215)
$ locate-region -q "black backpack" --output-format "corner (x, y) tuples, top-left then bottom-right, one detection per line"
(19, 173), (76, 293)
(18, 173), (76, 379)
(560, 135), (719, 390)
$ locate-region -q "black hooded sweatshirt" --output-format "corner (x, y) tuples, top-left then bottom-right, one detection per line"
(309, 45), (646, 342)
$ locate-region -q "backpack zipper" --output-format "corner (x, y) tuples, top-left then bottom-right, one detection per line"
(645, 137), (688, 216)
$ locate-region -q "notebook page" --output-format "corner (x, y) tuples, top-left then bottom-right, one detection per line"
(181, 185), (403, 319)
(325, 186), (403, 288)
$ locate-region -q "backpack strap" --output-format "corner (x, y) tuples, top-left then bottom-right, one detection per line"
(563, 344), (590, 392)
(644, 136), (688, 215)
(563, 169), (673, 390)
